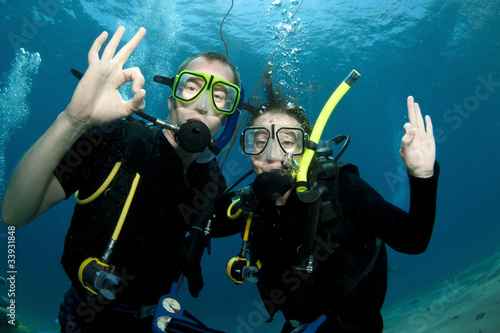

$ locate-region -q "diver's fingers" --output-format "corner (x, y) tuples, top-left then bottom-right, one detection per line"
(122, 67), (146, 114)
(401, 124), (416, 146)
(114, 27), (146, 65)
(414, 102), (426, 130)
(425, 115), (433, 134)
(407, 96), (426, 130)
(101, 26), (126, 61)
(122, 67), (145, 93)
(407, 96), (417, 125)
(88, 31), (109, 64)
(403, 122), (412, 135)
(126, 88), (146, 113)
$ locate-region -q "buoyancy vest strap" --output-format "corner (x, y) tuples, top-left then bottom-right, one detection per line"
(74, 162), (122, 204)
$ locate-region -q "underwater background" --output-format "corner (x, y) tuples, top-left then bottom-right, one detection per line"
(0, 0), (499, 332)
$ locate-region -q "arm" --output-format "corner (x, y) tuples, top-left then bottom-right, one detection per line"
(342, 164), (439, 254)
(2, 27), (146, 227)
(346, 96), (439, 253)
(390, 95), (439, 252)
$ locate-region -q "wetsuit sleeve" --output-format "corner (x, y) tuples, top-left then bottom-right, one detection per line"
(341, 162), (440, 254)
(54, 121), (124, 199)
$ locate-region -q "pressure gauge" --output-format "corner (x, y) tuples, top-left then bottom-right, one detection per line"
(162, 297), (181, 314)
(156, 316), (171, 331)
(152, 282), (184, 333)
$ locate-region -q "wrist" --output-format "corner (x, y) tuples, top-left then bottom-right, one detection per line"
(408, 169), (434, 178)
(58, 109), (92, 134)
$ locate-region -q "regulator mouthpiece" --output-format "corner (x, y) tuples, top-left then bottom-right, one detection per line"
(176, 119), (213, 153)
(135, 111), (213, 153)
(253, 169), (294, 204)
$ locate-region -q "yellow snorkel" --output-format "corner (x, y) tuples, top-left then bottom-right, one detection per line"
(296, 69), (360, 198)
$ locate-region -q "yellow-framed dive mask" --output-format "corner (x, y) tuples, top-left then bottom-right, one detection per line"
(172, 70), (241, 114)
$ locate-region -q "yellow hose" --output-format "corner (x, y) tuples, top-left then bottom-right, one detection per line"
(227, 198), (242, 219)
(242, 212), (253, 241)
(75, 162), (122, 204)
(111, 173), (141, 241)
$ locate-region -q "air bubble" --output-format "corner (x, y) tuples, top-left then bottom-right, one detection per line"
(0, 48), (42, 194)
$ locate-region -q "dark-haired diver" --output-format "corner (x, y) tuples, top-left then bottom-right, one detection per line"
(219, 73), (438, 332)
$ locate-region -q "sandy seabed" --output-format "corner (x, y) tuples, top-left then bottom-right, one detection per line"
(383, 250), (500, 333)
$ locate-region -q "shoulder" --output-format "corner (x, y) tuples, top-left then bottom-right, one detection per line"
(336, 162), (360, 178)
(117, 118), (159, 143)
(325, 162), (385, 203)
(77, 119), (160, 173)
(110, 119), (164, 158)
(75, 119), (155, 152)
(317, 161), (360, 188)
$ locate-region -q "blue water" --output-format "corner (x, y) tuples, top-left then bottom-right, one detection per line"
(0, 0), (499, 332)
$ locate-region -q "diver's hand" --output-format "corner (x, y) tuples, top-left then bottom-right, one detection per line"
(63, 26), (146, 131)
(400, 96), (436, 178)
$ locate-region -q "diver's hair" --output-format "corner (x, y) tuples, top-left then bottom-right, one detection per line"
(176, 51), (241, 87)
(246, 100), (312, 135)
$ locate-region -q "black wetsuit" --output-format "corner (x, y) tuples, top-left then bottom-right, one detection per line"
(54, 119), (226, 332)
(225, 162), (439, 332)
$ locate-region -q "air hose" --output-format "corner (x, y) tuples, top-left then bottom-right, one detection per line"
(76, 163), (141, 298)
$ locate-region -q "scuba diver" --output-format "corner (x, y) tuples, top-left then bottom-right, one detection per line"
(2, 27), (246, 332)
(221, 72), (439, 332)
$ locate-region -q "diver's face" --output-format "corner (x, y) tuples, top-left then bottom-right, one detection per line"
(167, 57), (234, 136)
(250, 112), (303, 176)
